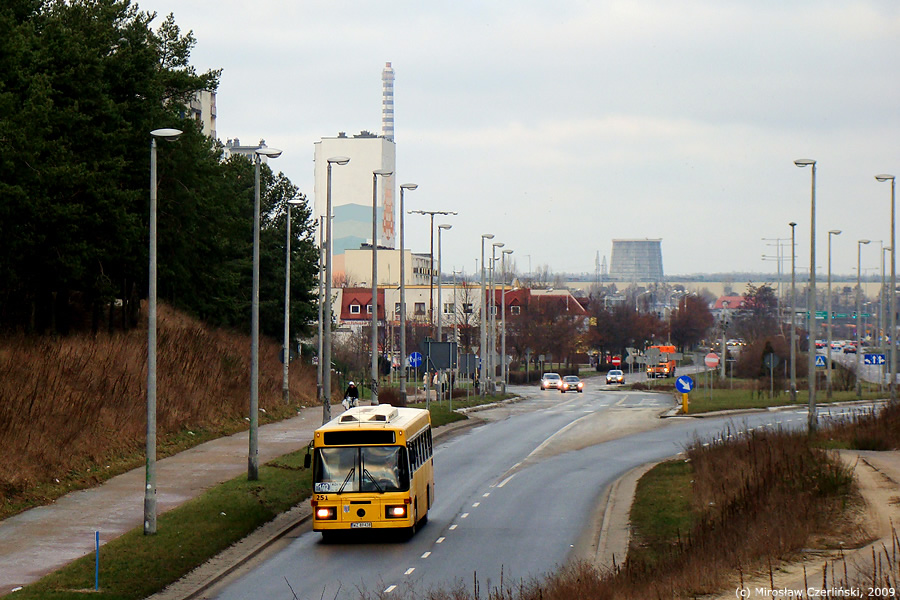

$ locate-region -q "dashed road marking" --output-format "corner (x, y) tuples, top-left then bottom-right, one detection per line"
(449, 524), (458, 530)
(461, 512), (469, 519)
(404, 568), (415, 575)
(421, 551), (431, 559)
(436, 536), (445, 543)
(483, 492), (490, 497)
(385, 585), (397, 593)
(472, 502), (480, 507)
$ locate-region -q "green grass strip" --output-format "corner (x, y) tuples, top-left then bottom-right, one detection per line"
(627, 459), (695, 566)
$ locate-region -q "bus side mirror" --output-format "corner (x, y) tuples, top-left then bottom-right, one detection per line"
(304, 442), (312, 469)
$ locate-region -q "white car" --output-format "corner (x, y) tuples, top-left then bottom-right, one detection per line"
(606, 369), (625, 385)
(540, 373), (562, 390)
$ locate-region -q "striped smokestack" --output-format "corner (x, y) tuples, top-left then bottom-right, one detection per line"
(382, 62), (394, 141)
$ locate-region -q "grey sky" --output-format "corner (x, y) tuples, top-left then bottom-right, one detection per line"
(139, 0), (900, 279)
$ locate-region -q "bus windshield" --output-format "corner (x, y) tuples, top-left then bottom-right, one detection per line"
(314, 446), (409, 493)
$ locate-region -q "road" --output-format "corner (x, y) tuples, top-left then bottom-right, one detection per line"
(205, 381), (859, 600)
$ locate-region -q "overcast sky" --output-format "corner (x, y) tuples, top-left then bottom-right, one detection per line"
(137, 0), (900, 279)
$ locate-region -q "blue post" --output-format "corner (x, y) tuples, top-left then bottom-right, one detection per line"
(94, 531), (99, 590)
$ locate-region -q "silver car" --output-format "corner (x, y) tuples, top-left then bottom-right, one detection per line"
(540, 373), (562, 390)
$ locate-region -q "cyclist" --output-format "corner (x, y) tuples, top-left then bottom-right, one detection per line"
(343, 381), (359, 409)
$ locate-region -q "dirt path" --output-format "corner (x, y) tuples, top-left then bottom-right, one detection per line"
(703, 449), (900, 599)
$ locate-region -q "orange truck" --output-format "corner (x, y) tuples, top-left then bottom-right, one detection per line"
(646, 344), (677, 378)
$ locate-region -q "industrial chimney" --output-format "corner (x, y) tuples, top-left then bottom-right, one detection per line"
(382, 62), (395, 141)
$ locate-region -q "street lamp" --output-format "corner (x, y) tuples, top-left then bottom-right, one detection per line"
(490, 242), (505, 391)
(398, 183), (417, 403)
(145, 127), (182, 536)
(876, 174), (896, 401)
(501, 249), (514, 393)
(323, 156), (350, 424)
(283, 195), (306, 405)
(826, 229), (841, 400)
(437, 224), (452, 341)
(250, 145), (283, 481)
(795, 158), (818, 433)
(371, 169), (393, 406)
(789, 221), (798, 403)
(316, 216), (325, 404)
(409, 209), (458, 331)
(857, 239), (871, 397)
(480, 234), (494, 396)
(883, 245), (893, 391)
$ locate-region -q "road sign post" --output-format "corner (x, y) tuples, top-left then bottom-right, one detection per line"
(675, 375), (694, 414)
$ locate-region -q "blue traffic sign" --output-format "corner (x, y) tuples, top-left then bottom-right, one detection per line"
(675, 375), (694, 393)
(408, 352), (423, 368)
(864, 353), (886, 366)
(815, 355), (827, 368)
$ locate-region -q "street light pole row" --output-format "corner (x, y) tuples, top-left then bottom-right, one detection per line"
(794, 161), (897, 434)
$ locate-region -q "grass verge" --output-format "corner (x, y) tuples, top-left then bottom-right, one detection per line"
(9, 393), (512, 599)
(14, 451), (313, 600)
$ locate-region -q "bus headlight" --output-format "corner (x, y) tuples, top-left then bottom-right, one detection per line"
(385, 505), (408, 519)
(315, 506), (337, 520)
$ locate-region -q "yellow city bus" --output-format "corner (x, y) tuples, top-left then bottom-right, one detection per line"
(307, 404), (434, 538)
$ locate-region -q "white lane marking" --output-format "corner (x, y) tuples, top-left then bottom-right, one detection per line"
(421, 551), (432, 559)
(461, 513), (469, 519)
(526, 411), (597, 460)
(449, 524), (458, 530)
(437, 537), (446, 543)
(483, 492), (490, 498)
(404, 568), (415, 575)
(472, 502), (480, 507)
(497, 474), (516, 488)
(385, 585), (397, 593)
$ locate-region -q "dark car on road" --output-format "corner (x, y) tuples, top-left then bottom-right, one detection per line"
(559, 375), (584, 393)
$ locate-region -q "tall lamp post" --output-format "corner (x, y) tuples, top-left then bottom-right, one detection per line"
(480, 234), (494, 396)
(501, 249), (513, 393)
(316, 216), (325, 403)
(283, 195), (306, 405)
(789, 221), (798, 403)
(323, 156), (350, 424)
(398, 183), (417, 402)
(826, 229), (842, 400)
(409, 209), (458, 332)
(795, 158), (818, 432)
(371, 169), (393, 405)
(883, 245), (893, 391)
(249, 145), (283, 481)
(876, 174), (896, 401)
(857, 239), (871, 397)
(145, 127), (182, 536)
(490, 242), (505, 390)
(436, 224), (452, 341)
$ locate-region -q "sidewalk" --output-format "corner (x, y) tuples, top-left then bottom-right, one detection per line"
(0, 403), (339, 596)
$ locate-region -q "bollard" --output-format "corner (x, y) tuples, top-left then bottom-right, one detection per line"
(95, 530), (99, 590)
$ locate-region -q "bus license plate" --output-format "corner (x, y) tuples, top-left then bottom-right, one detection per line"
(351, 522), (372, 529)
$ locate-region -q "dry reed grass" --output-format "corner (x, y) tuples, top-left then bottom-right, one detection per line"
(0, 302), (318, 508)
(821, 400), (900, 451)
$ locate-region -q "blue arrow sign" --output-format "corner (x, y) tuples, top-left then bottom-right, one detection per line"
(675, 375), (694, 393)
(815, 355), (827, 368)
(408, 352), (423, 368)
(864, 353), (886, 366)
